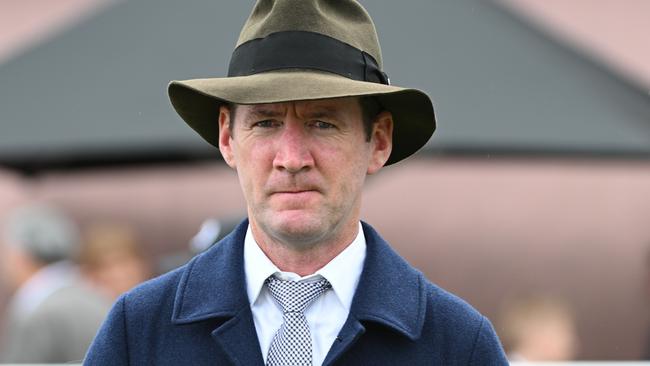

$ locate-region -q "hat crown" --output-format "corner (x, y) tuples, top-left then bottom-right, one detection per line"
(237, 0), (383, 68)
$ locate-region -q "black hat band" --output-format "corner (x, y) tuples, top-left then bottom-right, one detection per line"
(228, 31), (390, 85)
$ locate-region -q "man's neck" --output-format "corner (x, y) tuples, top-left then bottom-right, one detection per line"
(249, 220), (359, 276)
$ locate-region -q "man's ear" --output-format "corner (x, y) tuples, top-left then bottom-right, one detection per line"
(367, 110), (393, 175)
(218, 105), (236, 168)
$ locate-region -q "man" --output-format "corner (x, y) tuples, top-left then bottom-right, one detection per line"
(85, 0), (508, 365)
(0, 204), (110, 363)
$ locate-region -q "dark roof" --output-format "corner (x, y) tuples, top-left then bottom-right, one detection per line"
(370, 1), (650, 157)
(1, 0), (649, 172)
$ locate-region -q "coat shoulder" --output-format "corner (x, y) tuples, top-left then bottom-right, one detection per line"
(84, 247), (235, 366)
(424, 279), (485, 330)
(121, 263), (186, 309)
(420, 278), (508, 364)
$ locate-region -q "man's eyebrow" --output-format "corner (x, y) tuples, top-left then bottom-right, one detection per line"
(246, 106), (284, 119)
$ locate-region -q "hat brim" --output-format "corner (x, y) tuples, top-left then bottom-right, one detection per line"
(168, 70), (435, 165)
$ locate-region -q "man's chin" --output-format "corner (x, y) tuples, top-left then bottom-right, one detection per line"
(266, 216), (329, 249)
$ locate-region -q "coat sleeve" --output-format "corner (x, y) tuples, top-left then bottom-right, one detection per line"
(83, 295), (130, 366)
(469, 316), (509, 366)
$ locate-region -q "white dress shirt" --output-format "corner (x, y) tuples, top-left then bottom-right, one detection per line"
(244, 222), (366, 366)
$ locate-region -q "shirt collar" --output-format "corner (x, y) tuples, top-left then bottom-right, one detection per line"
(243, 226), (279, 306)
(244, 222), (366, 311)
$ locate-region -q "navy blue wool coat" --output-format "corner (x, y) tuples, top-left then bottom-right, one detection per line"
(84, 221), (508, 365)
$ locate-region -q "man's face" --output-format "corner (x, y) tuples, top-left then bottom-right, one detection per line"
(218, 97), (392, 250)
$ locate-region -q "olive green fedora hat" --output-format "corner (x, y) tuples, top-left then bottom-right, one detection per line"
(168, 0), (436, 165)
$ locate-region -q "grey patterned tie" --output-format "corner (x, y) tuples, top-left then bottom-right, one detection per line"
(265, 276), (332, 366)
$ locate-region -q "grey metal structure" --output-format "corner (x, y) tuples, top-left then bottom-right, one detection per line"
(1, 0), (649, 171)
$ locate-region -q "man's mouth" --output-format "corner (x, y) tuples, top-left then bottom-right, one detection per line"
(270, 189), (321, 200)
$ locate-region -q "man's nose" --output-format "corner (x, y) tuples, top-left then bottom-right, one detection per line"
(273, 122), (314, 173)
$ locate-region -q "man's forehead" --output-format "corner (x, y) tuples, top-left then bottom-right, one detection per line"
(237, 97), (361, 117)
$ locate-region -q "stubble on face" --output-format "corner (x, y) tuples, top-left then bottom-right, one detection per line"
(226, 98), (372, 254)
(251, 170), (362, 253)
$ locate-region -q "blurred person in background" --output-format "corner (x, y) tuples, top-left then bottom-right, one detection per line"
(498, 293), (579, 362)
(79, 222), (153, 301)
(0, 203), (111, 363)
(0, 169), (29, 349)
(158, 217), (243, 273)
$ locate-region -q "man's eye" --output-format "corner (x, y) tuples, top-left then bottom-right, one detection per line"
(311, 120), (335, 129)
(253, 120), (280, 128)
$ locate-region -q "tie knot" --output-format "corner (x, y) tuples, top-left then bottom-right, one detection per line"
(266, 276), (331, 313)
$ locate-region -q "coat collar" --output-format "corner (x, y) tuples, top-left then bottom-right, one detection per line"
(172, 220), (265, 365)
(349, 222), (426, 341)
(171, 219), (426, 340)
(172, 219), (250, 323)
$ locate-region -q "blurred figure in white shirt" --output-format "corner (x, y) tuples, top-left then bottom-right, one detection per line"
(0, 203), (110, 364)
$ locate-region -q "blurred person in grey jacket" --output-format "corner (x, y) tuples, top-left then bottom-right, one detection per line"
(0, 203), (111, 364)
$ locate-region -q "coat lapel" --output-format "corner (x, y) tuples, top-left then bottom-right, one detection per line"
(171, 220), (264, 365)
(210, 307), (264, 366)
(324, 221), (427, 365)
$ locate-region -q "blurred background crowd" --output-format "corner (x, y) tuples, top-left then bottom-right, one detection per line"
(1, 0), (649, 363)
(0, 196), (236, 363)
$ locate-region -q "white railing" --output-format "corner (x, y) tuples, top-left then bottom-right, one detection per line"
(511, 363), (650, 366)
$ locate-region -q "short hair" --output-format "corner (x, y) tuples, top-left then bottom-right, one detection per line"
(227, 96), (383, 142)
(358, 96), (382, 142)
(3, 204), (80, 265)
(497, 294), (575, 354)
(79, 222), (145, 269)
